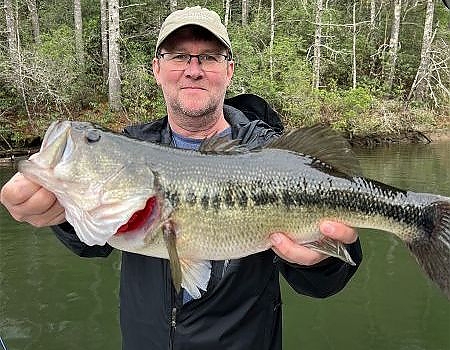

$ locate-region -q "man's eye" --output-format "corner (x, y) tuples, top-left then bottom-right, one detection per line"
(173, 54), (189, 61)
(200, 55), (216, 62)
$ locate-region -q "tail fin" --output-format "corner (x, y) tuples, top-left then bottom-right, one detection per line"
(407, 201), (450, 299)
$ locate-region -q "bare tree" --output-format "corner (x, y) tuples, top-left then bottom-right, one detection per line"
(4, 0), (31, 121)
(25, 0), (40, 45)
(100, 0), (109, 85)
(352, 1), (357, 88)
(4, 0), (19, 65)
(242, 0), (248, 25)
(74, 0), (84, 67)
(408, 0), (435, 101)
(108, 0), (122, 111)
(385, 0), (402, 90)
(312, 0), (323, 88)
(370, 0), (376, 31)
(224, 0), (231, 27)
(269, 0), (275, 80)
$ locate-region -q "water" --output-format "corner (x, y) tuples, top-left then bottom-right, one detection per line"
(1, 142), (449, 350)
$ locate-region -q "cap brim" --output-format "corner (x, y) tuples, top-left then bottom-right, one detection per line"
(156, 23), (232, 57)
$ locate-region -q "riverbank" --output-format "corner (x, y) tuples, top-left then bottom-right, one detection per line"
(424, 128), (450, 142)
(349, 128), (450, 147)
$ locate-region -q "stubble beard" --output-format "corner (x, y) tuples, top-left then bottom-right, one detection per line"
(169, 97), (222, 131)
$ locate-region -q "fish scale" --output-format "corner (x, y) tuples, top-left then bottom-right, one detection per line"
(162, 170), (426, 259)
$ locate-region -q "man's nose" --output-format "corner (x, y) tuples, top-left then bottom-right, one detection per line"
(184, 56), (204, 78)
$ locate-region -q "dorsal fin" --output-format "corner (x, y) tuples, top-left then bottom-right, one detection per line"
(198, 134), (248, 155)
(268, 125), (362, 177)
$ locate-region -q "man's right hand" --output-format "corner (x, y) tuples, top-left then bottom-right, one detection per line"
(0, 172), (66, 227)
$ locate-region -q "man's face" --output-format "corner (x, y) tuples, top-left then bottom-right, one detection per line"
(153, 28), (234, 120)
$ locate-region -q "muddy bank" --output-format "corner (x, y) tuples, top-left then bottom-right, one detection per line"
(423, 129), (450, 142)
(349, 129), (450, 147)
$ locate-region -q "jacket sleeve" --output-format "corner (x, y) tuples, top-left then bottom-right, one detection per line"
(277, 239), (362, 298)
(52, 222), (114, 258)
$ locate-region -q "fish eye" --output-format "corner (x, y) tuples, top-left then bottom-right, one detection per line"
(86, 129), (101, 143)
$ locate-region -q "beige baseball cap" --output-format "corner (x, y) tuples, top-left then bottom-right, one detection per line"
(155, 6), (233, 57)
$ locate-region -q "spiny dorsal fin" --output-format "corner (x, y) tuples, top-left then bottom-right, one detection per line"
(198, 134), (248, 155)
(268, 125), (362, 177)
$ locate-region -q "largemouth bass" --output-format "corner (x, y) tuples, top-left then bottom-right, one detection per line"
(18, 121), (450, 299)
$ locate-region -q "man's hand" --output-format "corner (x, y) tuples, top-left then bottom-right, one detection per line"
(270, 220), (357, 265)
(0, 172), (65, 227)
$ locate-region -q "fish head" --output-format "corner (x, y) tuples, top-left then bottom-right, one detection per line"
(19, 121), (160, 247)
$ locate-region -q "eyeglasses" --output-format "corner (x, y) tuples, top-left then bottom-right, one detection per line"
(157, 52), (230, 72)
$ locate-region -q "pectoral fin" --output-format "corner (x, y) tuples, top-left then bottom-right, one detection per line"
(162, 220), (211, 298)
(162, 221), (182, 293)
(304, 235), (356, 265)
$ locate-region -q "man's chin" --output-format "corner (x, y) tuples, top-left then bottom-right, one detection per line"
(181, 106), (212, 118)
(179, 101), (214, 118)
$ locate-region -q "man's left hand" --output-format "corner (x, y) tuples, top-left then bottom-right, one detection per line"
(270, 220), (358, 265)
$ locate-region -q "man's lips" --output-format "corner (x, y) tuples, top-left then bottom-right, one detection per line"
(180, 86), (206, 90)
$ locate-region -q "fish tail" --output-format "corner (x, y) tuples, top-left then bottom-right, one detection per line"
(407, 201), (450, 299)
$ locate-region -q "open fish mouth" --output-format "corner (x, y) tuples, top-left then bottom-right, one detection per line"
(28, 121), (73, 169)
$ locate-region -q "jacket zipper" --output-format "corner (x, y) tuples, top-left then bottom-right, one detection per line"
(169, 306), (177, 350)
(168, 261), (181, 350)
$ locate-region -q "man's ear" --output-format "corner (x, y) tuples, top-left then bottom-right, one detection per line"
(152, 58), (161, 85)
(226, 60), (235, 86)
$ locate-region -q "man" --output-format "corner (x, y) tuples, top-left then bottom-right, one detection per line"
(0, 6), (362, 350)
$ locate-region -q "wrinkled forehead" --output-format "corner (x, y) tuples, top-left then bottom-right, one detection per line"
(158, 25), (228, 53)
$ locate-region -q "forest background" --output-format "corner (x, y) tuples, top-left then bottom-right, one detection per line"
(0, 0), (449, 150)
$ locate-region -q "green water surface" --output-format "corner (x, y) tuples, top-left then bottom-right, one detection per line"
(1, 142), (449, 350)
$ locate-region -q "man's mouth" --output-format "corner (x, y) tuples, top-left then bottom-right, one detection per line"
(181, 86), (206, 90)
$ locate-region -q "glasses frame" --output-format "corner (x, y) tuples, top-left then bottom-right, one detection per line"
(157, 52), (231, 71)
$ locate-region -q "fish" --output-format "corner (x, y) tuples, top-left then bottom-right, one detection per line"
(18, 121), (450, 299)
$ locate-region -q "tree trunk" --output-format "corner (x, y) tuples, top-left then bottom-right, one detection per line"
(312, 0), (323, 89)
(74, 0), (84, 67)
(100, 0), (109, 86)
(224, 0), (231, 27)
(169, 0), (177, 12)
(108, 0), (122, 111)
(370, 0), (376, 31)
(385, 0), (401, 90)
(25, 0), (40, 45)
(242, 0), (248, 25)
(4, 0), (31, 121)
(408, 0), (435, 101)
(4, 0), (19, 65)
(352, 1), (357, 89)
(269, 0), (275, 80)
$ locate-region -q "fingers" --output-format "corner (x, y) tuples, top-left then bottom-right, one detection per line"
(270, 221), (358, 266)
(1, 173), (41, 206)
(0, 172), (66, 227)
(270, 232), (327, 265)
(319, 220), (358, 244)
(23, 196), (66, 227)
